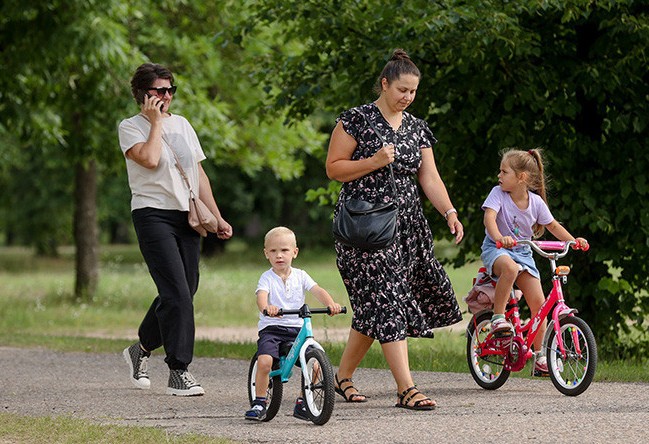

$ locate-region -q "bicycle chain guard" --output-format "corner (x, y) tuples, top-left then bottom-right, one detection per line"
(504, 336), (528, 372)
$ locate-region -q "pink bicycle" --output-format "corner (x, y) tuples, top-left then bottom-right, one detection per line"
(466, 239), (597, 396)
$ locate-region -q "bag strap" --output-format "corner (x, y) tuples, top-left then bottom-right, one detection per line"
(162, 132), (196, 197)
(358, 109), (397, 198)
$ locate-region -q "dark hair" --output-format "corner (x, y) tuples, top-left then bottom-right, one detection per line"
(130, 63), (175, 104)
(373, 49), (421, 95)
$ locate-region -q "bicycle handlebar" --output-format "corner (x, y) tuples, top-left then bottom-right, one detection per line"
(495, 239), (589, 259)
(263, 305), (347, 317)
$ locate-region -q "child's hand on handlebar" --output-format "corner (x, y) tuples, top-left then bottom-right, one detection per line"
(327, 303), (342, 316)
(497, 236), (516, 249)
(264, 305), (281, 317)
(572, 237), (589, 251)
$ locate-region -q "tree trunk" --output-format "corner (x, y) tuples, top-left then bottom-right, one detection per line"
(74, 159), (99, 301)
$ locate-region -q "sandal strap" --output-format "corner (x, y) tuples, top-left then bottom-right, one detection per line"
(399, 386), (433, 407)
(336, 375), (354, 385)
(336, 375), (355, 394)
(336, 374), (367, 401)
(398, 386), (418, 402)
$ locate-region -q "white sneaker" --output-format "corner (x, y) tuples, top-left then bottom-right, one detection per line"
(167, 369), (205, 396)
(123, 343), (151, 390)
(491, 317), (514, 336)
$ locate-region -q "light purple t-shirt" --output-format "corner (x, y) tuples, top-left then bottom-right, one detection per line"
(482, 186), (554, 241)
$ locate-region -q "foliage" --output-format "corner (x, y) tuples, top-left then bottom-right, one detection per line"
(250, 0), (649, 358)
(0, 1), (333, 295)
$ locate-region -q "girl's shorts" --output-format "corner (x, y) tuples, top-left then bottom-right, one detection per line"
(480, 237), (540, 281)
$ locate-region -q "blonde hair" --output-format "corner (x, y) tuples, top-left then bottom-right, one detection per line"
(501, 148), (548, 237)
(264, 226), (297, 247)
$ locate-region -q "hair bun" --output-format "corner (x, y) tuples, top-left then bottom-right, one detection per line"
(390, 48), (411, 61)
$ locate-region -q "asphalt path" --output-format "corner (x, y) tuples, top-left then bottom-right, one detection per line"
(2, 346), (647, 443)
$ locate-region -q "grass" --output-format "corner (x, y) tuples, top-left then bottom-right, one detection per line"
(0, 412), (235, 444)
(1, 242), (648, 441)
(1, 242), (647, 381)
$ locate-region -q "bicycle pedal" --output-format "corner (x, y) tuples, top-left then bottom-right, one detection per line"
(493, 330), (514, 338)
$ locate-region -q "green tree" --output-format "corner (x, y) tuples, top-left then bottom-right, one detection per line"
(1, 0), (327, 299)
(250, 0), (649, 357)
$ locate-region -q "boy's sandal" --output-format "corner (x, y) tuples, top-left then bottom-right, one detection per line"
(334, 374), (368, 403)
(395, 386), (436, 411)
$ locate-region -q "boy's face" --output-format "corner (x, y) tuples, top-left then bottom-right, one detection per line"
(264, 233), (298, 271)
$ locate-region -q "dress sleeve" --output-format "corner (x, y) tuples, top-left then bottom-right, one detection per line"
(336, 107), (365, 141)
(418, 119), (438, 150)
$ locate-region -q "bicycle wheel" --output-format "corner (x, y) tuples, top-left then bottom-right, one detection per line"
(301, 347), (335, 425)
(466, 311), (510, 390)
(247, 354), (283, 421)
(545, 316), (597, 396)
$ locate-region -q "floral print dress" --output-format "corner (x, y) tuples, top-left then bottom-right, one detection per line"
(334, 103), (462, 343)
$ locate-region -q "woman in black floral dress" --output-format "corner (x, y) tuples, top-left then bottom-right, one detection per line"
(326, 49), (464, 410)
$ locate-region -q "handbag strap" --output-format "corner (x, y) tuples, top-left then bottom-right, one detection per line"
(162, 132), (196, 197)
(358, 109), (398, 198)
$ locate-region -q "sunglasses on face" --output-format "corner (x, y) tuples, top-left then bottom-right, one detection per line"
(146, 85), (177, 96)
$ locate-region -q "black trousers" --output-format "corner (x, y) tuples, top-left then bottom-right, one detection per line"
(132, 208), (201, 370)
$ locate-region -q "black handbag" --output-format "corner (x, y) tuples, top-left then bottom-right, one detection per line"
(332, 111), (398, 250)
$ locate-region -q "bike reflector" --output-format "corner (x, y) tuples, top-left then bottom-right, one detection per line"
(555, 266), (570, 276)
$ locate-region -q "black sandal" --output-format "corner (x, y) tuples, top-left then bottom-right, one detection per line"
(334, 374), (368, 403)
(395, 386), (436, 411)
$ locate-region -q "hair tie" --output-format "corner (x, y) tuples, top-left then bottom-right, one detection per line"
(528, 150), (534, 155)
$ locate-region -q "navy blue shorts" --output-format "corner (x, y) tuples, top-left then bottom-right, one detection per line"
(257, 325), (301, 360)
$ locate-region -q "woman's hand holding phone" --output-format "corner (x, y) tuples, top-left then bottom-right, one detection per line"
(140, 92), (164, 119)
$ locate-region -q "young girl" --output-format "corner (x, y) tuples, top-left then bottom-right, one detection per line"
(480, 148), (588, 375)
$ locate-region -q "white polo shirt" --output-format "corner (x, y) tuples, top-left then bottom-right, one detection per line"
(118, 113), (206, 211)
(256, 267), (317, 330)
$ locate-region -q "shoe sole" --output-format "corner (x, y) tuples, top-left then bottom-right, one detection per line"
(122, 347), (150, 390)
(293, 412), (310, 421)
(166, 387), (205, 396)
(245, 415), (266, 421)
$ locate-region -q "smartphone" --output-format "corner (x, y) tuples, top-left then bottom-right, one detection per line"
(137, 90), (164, 111)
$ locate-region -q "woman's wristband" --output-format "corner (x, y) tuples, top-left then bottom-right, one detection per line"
(444, 208), (458, 220)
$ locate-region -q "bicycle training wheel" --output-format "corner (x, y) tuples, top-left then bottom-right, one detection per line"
(301, 347), (335, 425)
(247, 353), (283, 421)
(545, 316), (597, 396)
(466, 311), (510, 390)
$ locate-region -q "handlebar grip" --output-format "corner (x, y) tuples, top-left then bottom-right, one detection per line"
(263, 308), (284, 317)
(263, 306), (347, 316)
(495, 240), (517, 249)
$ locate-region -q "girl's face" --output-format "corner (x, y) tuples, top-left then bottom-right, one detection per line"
(498, 160), (525, 192)
(264, 234), (298, 272)
(382, 73), (419, 111)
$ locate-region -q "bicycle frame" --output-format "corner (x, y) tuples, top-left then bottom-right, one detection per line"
(267, 304), (344, 383)
(269, 315), (325, 383)
(478, 240), (583, 367)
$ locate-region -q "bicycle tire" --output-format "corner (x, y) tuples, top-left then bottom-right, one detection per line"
(247, 353), (283, 421)
(301, 347), (335, 425)
(466, 311), (511, 390)
(545, 316), (597, 396)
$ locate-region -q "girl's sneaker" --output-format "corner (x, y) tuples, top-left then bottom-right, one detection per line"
(533, 355), (549, 377)
(491, 317), (514, 336)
